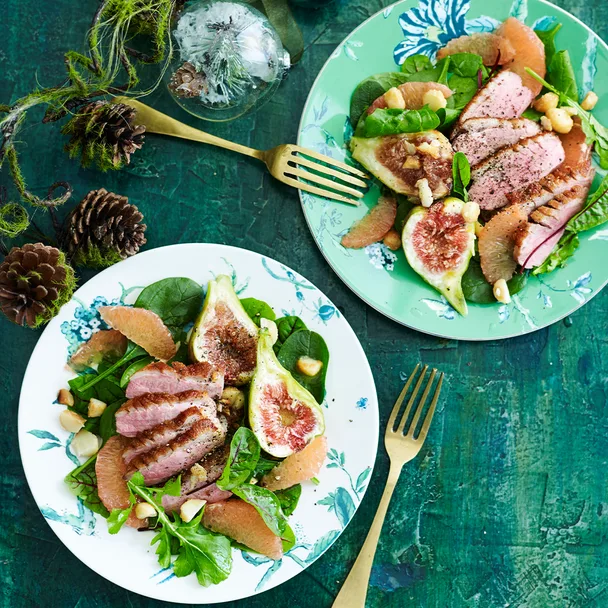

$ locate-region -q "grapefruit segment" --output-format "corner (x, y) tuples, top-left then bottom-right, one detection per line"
(478, 205), (529, 284)
(496, 17), (546, 97)
(95, 435), (146, 528)
(99, 305), (177, 361)
(203, 499), (283, 560)
(437, 33), (515, 66)
(367, 82), (452, 115)
(69, 329), (128, 371)
(341, 196), (398, 249)
(261, 435), (328, 491)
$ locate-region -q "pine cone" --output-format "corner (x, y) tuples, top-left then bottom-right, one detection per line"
(63, 188), (147, 268)
(61, 101), (146, 171)
(0, 243), (76, 328)
(169, 62), (208, 98)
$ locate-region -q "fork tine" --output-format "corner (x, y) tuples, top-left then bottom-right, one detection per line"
(386, 363), (420, 432)
(290, 155), (368, 189)
(280, 176), (361, 206)
(417, 372), (443, 442)
(286, 168), (365, 199)
(406, 369), (437, 438)
(292, 146), (369, 179)
(396, 365), (428, 435)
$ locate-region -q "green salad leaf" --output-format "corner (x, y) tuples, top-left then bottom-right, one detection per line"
(362, 107), (440, 138)
(240, 297), (276, 327)
(521, 107), (544, 122)
(277, 330), (329, 403)
(134, 277), (204, 332)
(119, 356), (154, 388)
(252, 456), (281, 479)
(99, 399), (125, 441)
(451, 152), (471, 202)
(349, 72), (410, 126)
(273, 316), (308, 353)
(532, 232), (579, 275)
(274, 485), (302, 517)
(401, 56), (451, 85)
(217, 428), (261, 490)
(400, 54), (433, 75)
(549, 50), (578, 100)
(462, 258), (529, 303)
(64, 455), (109, 518)
(447, 74), (478, 110)
(535, 23), (561, 68)
(448, 53), (484, 78)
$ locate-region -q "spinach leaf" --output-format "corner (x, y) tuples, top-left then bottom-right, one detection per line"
(134, 278), (203, 331)
(273, 316), (308, 353)
(394, 196), (415, 232)
(277, 330), (329, 403)
(349, 72), (410, 126)
(217, 427), (261, 490)
(451, 152), (471, 202)
(403, 57), (451, 85)
(400, 54), (433, 74)
(436, 107), (461, 131)
(64, 455), (109, 518)
(120, 356), (154, 388)
(99, 399), (125, 441)
(549, 50), (578, 100)
(522, 107), (543, 121)
(69, 375), (125, 416)
(567, 174), (608, 232)
(532, 232), (579, 275)
(448, 53), (484, 78)
(252, 456), (281, 479)
(231, 484), (292, 545)
(535, 23), (561, 68)
(274, 485), (302, 517)
(462, 258), (528, 303)
(362, 107), (440, 138)
(240, 298), (276, 327)
(448, 74), (478, 110)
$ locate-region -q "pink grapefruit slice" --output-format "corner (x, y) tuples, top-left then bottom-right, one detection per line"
(341, 196), (398, 249)
(203, 500), (283, 560)
(496, 17), (546, 97)
(367, 82), (452, 115)
(99, 305), (177, 361)
(261, 435), (328, 491)
(437, 33), (516, 66)
(69, 329), (128, 371)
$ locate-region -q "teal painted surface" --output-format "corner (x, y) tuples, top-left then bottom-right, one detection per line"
(1, 1), (607, 606)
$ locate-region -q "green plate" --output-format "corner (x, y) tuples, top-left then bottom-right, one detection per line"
(298, 0), (608, 340)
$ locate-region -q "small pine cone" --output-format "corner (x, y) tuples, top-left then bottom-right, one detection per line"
(0, 243), (76, 328)
(169, 62), (208, 98)
(64, 189), (147, 268)
(61, 101), (146, 171)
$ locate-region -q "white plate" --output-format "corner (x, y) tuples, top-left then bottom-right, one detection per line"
(18, 244), (379, 603)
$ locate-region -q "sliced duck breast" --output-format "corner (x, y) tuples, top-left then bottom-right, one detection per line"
(116, 391), (217, 437)
(514, 185), (589, 268)
(451, 117), (541, 165)
(128, 417), (227, 486)
(181, 444), (229, 494)
(122, 407), (205, 464)
(456, 71), (534, 130)
(469, 132), (565, 210)
(161, 483), (233, 513)
(126, 361), (224, 399)
(506, 163), (594, 214)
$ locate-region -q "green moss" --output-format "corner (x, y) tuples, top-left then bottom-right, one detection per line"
(32, 251), (77, 329)
(72, 245), (124, 269)
(0, 202), (29, 238)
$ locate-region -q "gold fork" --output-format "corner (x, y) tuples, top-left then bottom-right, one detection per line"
(332, 364), (444, 608)
(114, 97), (368, 206)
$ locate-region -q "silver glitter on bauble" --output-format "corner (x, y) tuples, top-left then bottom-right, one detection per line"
(167, 0), (290, 121)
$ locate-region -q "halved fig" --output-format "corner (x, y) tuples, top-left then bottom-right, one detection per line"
(341, 196), (397, 249)
(190, 275), (258, 385)
(478, 205), (528, 284)
(350, 131), (453, 199)
(249, 327), (325, 458)
(402, 198), (476, 315)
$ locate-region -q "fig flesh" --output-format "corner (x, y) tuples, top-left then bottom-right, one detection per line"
(190, 275), (258, 385)
(249, 328), (325, 458)
(402, 198), (476, 316)
(350, 130), (453, 199)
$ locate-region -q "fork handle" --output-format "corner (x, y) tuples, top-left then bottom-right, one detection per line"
(114, 97), (265, 161)
(332, 462), (403, 608)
